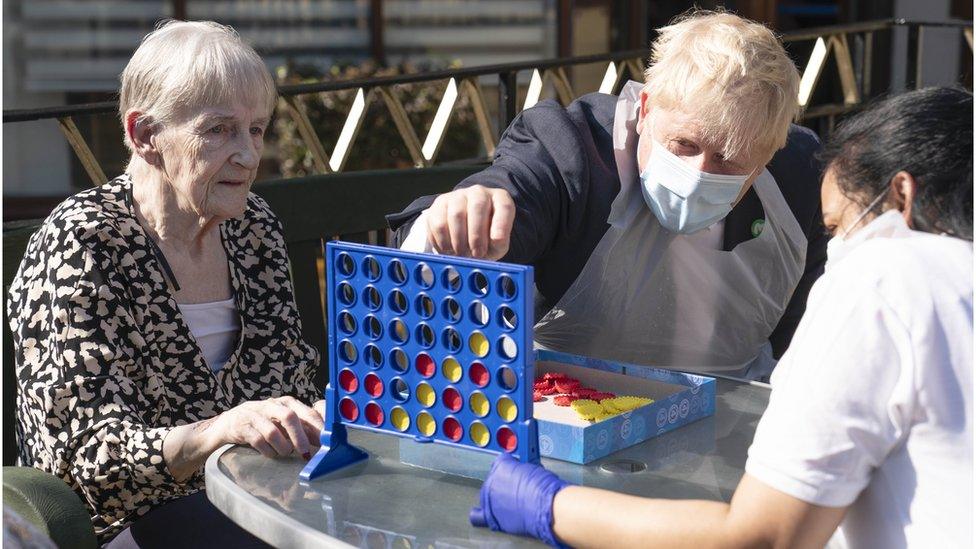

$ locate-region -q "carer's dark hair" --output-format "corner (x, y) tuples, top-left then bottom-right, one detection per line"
(820, 86), (973, 239)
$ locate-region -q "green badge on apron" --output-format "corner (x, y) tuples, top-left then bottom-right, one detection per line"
(751, 219), (765, 238)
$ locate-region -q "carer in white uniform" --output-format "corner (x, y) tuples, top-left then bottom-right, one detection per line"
(467, 86), (973, 549)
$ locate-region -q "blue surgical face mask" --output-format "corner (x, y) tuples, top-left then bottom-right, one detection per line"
(639, 139), (752, 234)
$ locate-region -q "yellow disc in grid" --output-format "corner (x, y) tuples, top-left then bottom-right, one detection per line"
(391, 407), (410, 432)
(469, 422), (490, 447)
(416, 382), (435, 407)
(496, 396), (518, 422)
(468, 331), (489, 357)
(417, 411), (436, 436)
(394, 320), (408, 342)
(442, 357), (462, 382)
(469, 392), (490, 417)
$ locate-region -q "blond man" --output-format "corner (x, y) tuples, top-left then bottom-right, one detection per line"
(390, 11), (825, 379)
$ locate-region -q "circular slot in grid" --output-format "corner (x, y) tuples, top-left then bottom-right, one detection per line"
(498, 335), (518, 360)
(364, 315), (382, 340)
(442, 297), (462, 323)
(416, 294), (435, 319)
(469, 391), (490, 417)
(497, 396), (518, 422)
(417, 411), (436, 436)
(497, 366), (518, 391)
(336, 253), (355, 277)
(363, 256), (381, 281)
(496, 426), (517, 452)
(367, 531), (385, 548)
(364, 373), (384, 398)
(391, 536), (411, 549)
(416, 263), (435, 288)
(469, 421), (490, 447)
(469, 271), (490, 296)
(390, 319), (409, 344)
(468, 331), (489, 357)
(443, 417), (463, 442)
(364, 344), (382, 368)
(415, 353), (436, 378)
(416, 323), (436, 348)
(443, 327), (463, 353)
(497, 275), (517, 300)
(442, 266), (462, 293)
(389, 289), (408, 314)
(389, 378), (410, 402)
(365, 402), (384, 426)
(339, 397), (359, 421)
(469, 301), (489, 327)
(390, 349), (409, 372)
(389, 259), (408, 285)
(337, 282), (356, 306)
(390, 407), (410, 432)
(338, 369), (359, 393)
(363, 286), (382, 311)
(441, 357), (462, 382)
(337, 311), (357, 335)
(499, 305), (518, 331)
(416, 382), (436, 407)
(339, 340), (358, 364)
(469, 362), (490, 387)
(442, 386), (462, 412)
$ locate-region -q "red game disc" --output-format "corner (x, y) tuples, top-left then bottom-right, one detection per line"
(443, 417), (463, 441)
(469, 362), (490, 387)
(590, 392), (616, 401)
(415, 353), (435, 377)
(339, 398), (359, 421)
(554, 395), (578, 406)
(496, 426), (517, 452)
(442, 387), (462, 412)
(533, 393), (544, 402)
(554, 379), (581, 393)
(365, 402), (384, 426)
(364, 373), (383, 397)
(338, 369), (359, 393)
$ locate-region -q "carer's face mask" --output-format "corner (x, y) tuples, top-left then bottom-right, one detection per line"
(639, 139), (752, 234)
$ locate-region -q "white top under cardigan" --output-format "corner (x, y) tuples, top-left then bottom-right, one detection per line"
(177, 298), (241, 372)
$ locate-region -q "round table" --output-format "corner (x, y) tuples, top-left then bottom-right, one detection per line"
(206, 377), (770, 548)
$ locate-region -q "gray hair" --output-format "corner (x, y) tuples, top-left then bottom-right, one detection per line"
(119, 20), (276, 150)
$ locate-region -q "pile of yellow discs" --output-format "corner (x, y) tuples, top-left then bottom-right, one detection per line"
(570, 396), (654, 422)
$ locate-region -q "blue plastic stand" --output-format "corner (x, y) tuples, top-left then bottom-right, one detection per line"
(299, 384), (368, 481)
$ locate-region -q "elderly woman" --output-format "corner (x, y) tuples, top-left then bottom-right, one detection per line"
(8, 21), (322, 546)
(470, 87), (973, 548)
(391, 10), (824, 380)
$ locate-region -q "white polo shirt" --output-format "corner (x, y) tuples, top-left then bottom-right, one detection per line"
(745, 223), (973, 549)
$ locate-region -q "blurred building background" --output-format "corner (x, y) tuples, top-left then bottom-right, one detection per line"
(2, 0), (972, 218)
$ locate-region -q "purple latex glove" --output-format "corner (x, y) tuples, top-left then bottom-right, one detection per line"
(469, 453), (572, 548)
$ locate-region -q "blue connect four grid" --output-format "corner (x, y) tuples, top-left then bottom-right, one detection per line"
(301, 241), (538, 481)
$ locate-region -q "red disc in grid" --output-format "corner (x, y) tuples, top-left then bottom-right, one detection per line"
(339, 398), (359, 421)
(469, 362), (489, 387)
(497, 426), (517, 452)
(415, 353), (436, 377)
(443, 417), (463, 441)
(338, 369), (358, 393)
(365, 402), (384, 426)
(442, 387), (462, 412)
(364, 373), (383, 397)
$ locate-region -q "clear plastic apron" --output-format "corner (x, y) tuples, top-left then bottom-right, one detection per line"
(534, 81), (806, 374)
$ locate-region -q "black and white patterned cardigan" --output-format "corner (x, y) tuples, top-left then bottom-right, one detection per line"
(7, 175), (320, 541)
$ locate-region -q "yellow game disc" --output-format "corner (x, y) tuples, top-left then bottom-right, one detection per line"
(391, 407), (410, 432)
(469, 392), (490, 417)
(417, 411), (435, 436)
(416, 382), (435, 407)
(468, 331), (489, 357)
(496, 396), (518, 422)
(442, 357), (462, 382)
(604, 396), (654, 413)
(571, 399), (602, 420)
(393, 319), (408, 342)
(469, 421), (490, 447)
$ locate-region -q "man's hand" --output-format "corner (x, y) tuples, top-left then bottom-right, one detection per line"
(426, 185), (515, 259)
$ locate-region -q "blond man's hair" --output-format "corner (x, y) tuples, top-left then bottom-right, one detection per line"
(119, 20), (276, 152)
(644, 10), (800, 164)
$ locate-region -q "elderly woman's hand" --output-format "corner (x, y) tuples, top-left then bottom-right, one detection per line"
(211, 396), (324, 459)
(163, 396), (324, 482)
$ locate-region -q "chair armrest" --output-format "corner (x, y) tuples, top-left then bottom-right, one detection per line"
(2, 466), (98, 549)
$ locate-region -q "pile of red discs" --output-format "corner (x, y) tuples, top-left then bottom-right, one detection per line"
(532, 372), (616, 406)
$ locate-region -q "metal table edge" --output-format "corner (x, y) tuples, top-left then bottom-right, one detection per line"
(205, 444), (356, 549)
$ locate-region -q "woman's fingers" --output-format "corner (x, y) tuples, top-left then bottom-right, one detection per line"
(277, 396), (324, 448)
(244, 424), (278, 458)
(265, 402), (312, 458)
(252, 414), (294, 457)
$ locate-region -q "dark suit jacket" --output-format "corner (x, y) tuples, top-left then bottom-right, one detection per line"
(388, 93), (827, 358)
